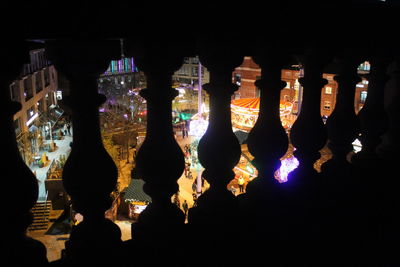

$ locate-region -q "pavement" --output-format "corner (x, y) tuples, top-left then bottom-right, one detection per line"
(30, 132), (73, 200)
(175, 134), (208, 207)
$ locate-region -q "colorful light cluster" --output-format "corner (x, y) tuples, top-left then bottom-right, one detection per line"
(104, 57), (138, 74)
(274, 156), (299, 183)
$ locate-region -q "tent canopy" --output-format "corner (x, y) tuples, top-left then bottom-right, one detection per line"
(234, 130), (248, 144)
(231, 98), (260, 110)
(123, 179), (151, 203)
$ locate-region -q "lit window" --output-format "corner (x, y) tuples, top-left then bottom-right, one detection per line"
(325, 86), (332, 94)
(358, 61), (371, 71)
(234, 74), (241, 86)
(360, 91), (367, 104)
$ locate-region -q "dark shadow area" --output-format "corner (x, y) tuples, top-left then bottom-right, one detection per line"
(45, 213), (71, 236)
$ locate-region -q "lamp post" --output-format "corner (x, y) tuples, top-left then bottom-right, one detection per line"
(198, 60), (203, 115)
(196, 60), (204, 196)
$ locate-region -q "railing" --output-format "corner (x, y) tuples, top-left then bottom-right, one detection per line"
(3, 2), (400, 266)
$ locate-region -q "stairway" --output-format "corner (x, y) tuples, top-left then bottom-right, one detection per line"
(28, 200), (52, 231)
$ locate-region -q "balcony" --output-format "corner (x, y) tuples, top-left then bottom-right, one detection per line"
(2, 1), (400, 266)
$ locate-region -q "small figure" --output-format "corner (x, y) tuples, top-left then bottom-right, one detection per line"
(238, 176), (245, 193)
(182, 200), (189, 218)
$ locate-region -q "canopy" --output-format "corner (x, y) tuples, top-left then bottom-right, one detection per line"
(234, 130), (248, 144)
(123, 179), (151, 203)
(231, 98), (293, 132)
(178, 112), (193, 121)
(231, 98), (260, 111)
(231, 98), (293, 115)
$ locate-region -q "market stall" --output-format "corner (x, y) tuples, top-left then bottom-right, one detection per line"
(123, 179), (151, 220)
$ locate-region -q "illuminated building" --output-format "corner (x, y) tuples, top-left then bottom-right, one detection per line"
(98, 39), (145, 107)
(9, 48), (60, 164)
(173, 56), (209, 86)
(233, 57), (370, 116)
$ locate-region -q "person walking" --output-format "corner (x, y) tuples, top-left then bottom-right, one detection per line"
(63, 124), (68, 136)
(182, 200), (189, 218)
(192, 193), (198, 207)
(238, 176), (245, 193)
(67, 123), (71, 136)
(184, 162), (188, 177)
(181, 124), (186, 139)
(192, 180), (197, 193)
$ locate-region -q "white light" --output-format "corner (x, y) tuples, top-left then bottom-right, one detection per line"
(56, 91), (62, 100)
(189, 118), (208, 138)
(26, 113), (39, 126)
(352, 138), (362, 152)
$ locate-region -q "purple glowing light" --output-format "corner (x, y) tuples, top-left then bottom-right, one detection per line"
(274, 156), (299, 183)
(118, 60), (123, 73)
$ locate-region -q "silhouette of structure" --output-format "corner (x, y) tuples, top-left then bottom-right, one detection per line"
(3, 1), (400, 266)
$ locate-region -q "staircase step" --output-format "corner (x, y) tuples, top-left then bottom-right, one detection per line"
(28, 200), (52, 231)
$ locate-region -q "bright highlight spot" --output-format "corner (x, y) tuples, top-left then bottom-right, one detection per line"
(274, 156), (299, 183)
(352, 138), (362, 153)
(189, 117), (208, 138)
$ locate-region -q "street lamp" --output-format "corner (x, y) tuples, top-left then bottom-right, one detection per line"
(195, 60), (204, 196)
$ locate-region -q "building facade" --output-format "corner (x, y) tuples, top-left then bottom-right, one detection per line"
(98, 56), (145, 106)
(173, 56), (210, 86)
(9, 49), (60, 164)
(233, 56), (369, 117)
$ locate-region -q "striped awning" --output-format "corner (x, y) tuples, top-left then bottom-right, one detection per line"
(231, 98), (260, 110)
(231, 98), (293, 115)
(231, 98), (294, 131)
